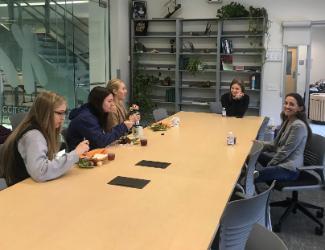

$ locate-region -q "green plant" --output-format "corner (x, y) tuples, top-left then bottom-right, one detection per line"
(186, 57), (205, 75)
(247, 6), (269, 48)
(216, 2), (249, 19)
(132, 73), (156, 117)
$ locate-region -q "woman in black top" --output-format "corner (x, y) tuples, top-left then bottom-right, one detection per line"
(221, 78), (249, 117)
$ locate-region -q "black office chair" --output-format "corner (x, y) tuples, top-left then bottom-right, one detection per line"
(271, 133), (325, 235)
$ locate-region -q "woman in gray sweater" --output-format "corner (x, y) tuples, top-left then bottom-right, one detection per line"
(255, 93), (312, 183)
(0, 91), (89, 186)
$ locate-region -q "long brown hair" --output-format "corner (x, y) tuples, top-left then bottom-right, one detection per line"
(0, 91), (66, 185)
(88, 87), (113, 129)
(280, 93), (312, 142)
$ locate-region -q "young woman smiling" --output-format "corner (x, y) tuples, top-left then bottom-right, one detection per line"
(220, 78), (250, 117)
(255, 93), (312, 183)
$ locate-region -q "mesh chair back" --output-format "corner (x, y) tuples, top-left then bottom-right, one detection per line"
(245, 141), (264, 198)
(153, 108), (168, 122)
(304, 133), (325, 166)
(218, 181), (275, 250)
(257, 116), (270, 140)
(209, 102), (222, 114)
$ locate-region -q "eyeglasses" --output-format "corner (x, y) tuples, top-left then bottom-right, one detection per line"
(54, 111), (67, 117)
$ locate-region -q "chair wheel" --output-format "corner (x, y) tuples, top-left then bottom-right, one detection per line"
(316, 210), (324, 218)
(273, 224), (281, 232)
(315, 226), (323, 236)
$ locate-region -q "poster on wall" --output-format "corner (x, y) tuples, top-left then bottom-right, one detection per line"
(132, 1), (147, 19)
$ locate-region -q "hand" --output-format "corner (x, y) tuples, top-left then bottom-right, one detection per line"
(234, 92), (244, 99)
(75, 140), (89, 155)
(128, 113), (141, 123)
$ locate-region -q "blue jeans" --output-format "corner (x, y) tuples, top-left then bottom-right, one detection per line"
(255, 166), (300, 183)
(255, 152), (300, 183)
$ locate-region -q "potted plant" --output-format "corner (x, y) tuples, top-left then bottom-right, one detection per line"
(186, 57), (206, 75)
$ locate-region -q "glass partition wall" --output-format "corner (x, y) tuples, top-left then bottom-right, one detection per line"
(0, 0), (110, 125)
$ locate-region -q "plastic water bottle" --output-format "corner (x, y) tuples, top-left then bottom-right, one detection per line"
(222, 107), (227, 117)
(251, 75), (256, 90)
(227, 132), (236, 145)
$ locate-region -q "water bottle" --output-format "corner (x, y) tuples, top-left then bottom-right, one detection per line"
(251, 75), (256, 90)
(222, 107), (227, 117)
(227, 132), (236, 145)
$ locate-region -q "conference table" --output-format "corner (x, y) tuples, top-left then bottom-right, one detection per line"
(0, 112), (263, 250)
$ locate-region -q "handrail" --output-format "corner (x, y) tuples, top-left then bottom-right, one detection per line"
(14, 0), (88, 37)
(48, 4), (88, 36)
(9, 0), (89, 64)
(50, 0), (88, 29)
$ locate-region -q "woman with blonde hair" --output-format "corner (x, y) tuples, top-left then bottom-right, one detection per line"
(0, 91), (89, 186)
(106, 79), (139, 131)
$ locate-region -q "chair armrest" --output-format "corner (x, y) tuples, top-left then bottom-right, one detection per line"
(298, 165), (325, 183)
(297, 165), (325, 171)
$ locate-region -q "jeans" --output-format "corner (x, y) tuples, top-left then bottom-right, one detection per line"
(255, 166), (300, 183)
(255, 152), (300, 183)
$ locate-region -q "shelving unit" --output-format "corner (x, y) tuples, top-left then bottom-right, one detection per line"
(131, 17), (266, 115)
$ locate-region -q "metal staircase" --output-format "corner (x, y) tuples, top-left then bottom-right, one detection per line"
(0, 0), (90, 87)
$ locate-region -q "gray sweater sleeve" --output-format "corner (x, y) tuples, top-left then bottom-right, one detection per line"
(18, 129), (79, 182)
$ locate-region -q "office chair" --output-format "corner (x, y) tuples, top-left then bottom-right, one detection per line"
(153, 108), (168, 122)
(256, 116), (270, 140)
(0, 145), (7, 191)
(209, 102), (222, 114)
(0, 178), (7, 191)
(245, 223), (288, 250)
(9, 112), (27, 130)
(271, 133), (325, 235)
(212, 181), (275, 250)
(233, 140), (272, 230)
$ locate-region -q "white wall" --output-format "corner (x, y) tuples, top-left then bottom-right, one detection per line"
(110, 0), (130, 94)
(89, 2), (109, 84)
(111, 0), (325, 124)
(310, 25), (325, 83)
(297, 45), (307, 97)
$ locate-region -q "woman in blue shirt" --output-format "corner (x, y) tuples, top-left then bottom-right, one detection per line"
(67, 87), (138, 150)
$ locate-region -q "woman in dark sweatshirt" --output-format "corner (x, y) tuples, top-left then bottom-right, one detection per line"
(221, 78), (249, 117)
(67, 87), (138, 150)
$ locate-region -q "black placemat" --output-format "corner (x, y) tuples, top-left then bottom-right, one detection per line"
(135, 160), (171, 169)
(108, 176), (150, 189)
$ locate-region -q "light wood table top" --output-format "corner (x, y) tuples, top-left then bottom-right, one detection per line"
(0, 112), (263, 250)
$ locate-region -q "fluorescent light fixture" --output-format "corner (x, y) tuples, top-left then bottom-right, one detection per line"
(0, 1), (89, 7)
